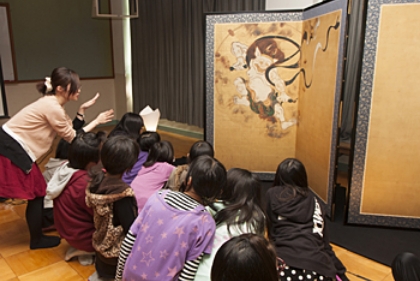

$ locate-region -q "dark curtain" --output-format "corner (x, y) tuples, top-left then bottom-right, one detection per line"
(339, 0), (366, 141)
(131, 0), (265, 128)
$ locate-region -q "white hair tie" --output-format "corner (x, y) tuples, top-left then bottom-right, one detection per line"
(44, 77), (53, 93)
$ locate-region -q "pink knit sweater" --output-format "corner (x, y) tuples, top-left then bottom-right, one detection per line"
(4, 95), (76, 160)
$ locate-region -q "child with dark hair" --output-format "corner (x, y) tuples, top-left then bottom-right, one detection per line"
(130, 140), (175, 213)
(116, 155), (227, 281)
(166, 140), (214, 191)
(392, 252), (420, 281)
(266, 158), (348, 281)
(107, 112), (144, 139)
(194, 167), (266, 281)
(211, 233), (278, 281)
(122, 131), (161, 185)
(86, 135), (139, 281)
(47, 132), (103, 265)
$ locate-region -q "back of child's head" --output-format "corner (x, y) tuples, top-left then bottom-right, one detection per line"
(139, 131), (161, 152)
(183, 155), (227, 204)
(143, 140), (174, 167)
(215, 168), (265, 234)
(108, 112), (144, 139)
(187, 140), (214, 163)
(211, 234), (278, 281)
(68, 132), (102, 170)
(392, 252), (420, 281)
(101, 135), (139, 175)
(273, 158), (308, 197)
(96, 130), (107, 144)
(220, 168), (260, 202)
(55, 139), (70, 159)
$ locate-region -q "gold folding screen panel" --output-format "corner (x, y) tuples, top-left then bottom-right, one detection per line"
(205, 0), (348, 215)
(349, 0), (420, 228)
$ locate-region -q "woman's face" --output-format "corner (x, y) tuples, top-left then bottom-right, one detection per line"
(66, 84), (81, 102)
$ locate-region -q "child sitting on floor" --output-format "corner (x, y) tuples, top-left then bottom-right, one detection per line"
(115, 155), (227, 281)
(130, 140), (175, 213)
(42, 138), (70, 231)
(194, 167), (266, 281)
(211, 233), (279, 281)
(48, 132), (103, 265)
(86, 135), (139, 281)
(266, 158), (349, 281)
(166, 140), (214, 191)
(122, 131), (161, 185)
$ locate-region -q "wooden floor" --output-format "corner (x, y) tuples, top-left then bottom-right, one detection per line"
(0, 128), (396, 281)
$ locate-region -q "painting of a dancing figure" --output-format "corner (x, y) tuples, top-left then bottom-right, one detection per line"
(208, 9), (343, 175)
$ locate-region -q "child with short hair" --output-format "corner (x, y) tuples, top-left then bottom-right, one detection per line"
(48, 132), (103, 265)
(130, 140), (175, 213)
(166, 140), (214, 191)
(116, 155), (227, 281)
(211, 233), (279, 281)
(86, 135), (139, 280)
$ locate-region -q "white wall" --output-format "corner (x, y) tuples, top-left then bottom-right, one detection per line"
(265, 0), (323, 10)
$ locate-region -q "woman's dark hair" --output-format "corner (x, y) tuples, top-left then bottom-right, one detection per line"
(55, 139), (70, 159)
(273, 158), (308, 198)
(36, 67), (80, 96)
(181, 155), (226, 204)
(392, 252), (420, 281)
(138, 131), (161, 152)
(89, 135), (139, 189)
(214, 168), (265, 235)
(211, 234), (278, 281)
(68, 132), (102, 170)
(108, 112), (144, 139)
(187, 140), (214, 163)
(143, 140), (174, 167)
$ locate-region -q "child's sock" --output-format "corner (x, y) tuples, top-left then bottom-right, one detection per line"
(65, 246), (95, 262)
(88, 271), (114, 281)
(78, 254), (95, 265)
(30, 235), (61, 249)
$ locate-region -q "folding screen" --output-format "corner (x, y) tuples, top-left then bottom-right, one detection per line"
(205, 0), (348, 215)
(349, 0), (420, 229)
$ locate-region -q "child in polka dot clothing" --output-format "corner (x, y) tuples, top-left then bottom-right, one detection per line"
(266, 158), (349, 281)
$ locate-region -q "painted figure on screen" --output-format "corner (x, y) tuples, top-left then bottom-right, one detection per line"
(231, 37), (298, 132)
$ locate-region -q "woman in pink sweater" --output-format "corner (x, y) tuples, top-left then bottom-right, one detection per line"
(0, 67), (113, 249)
